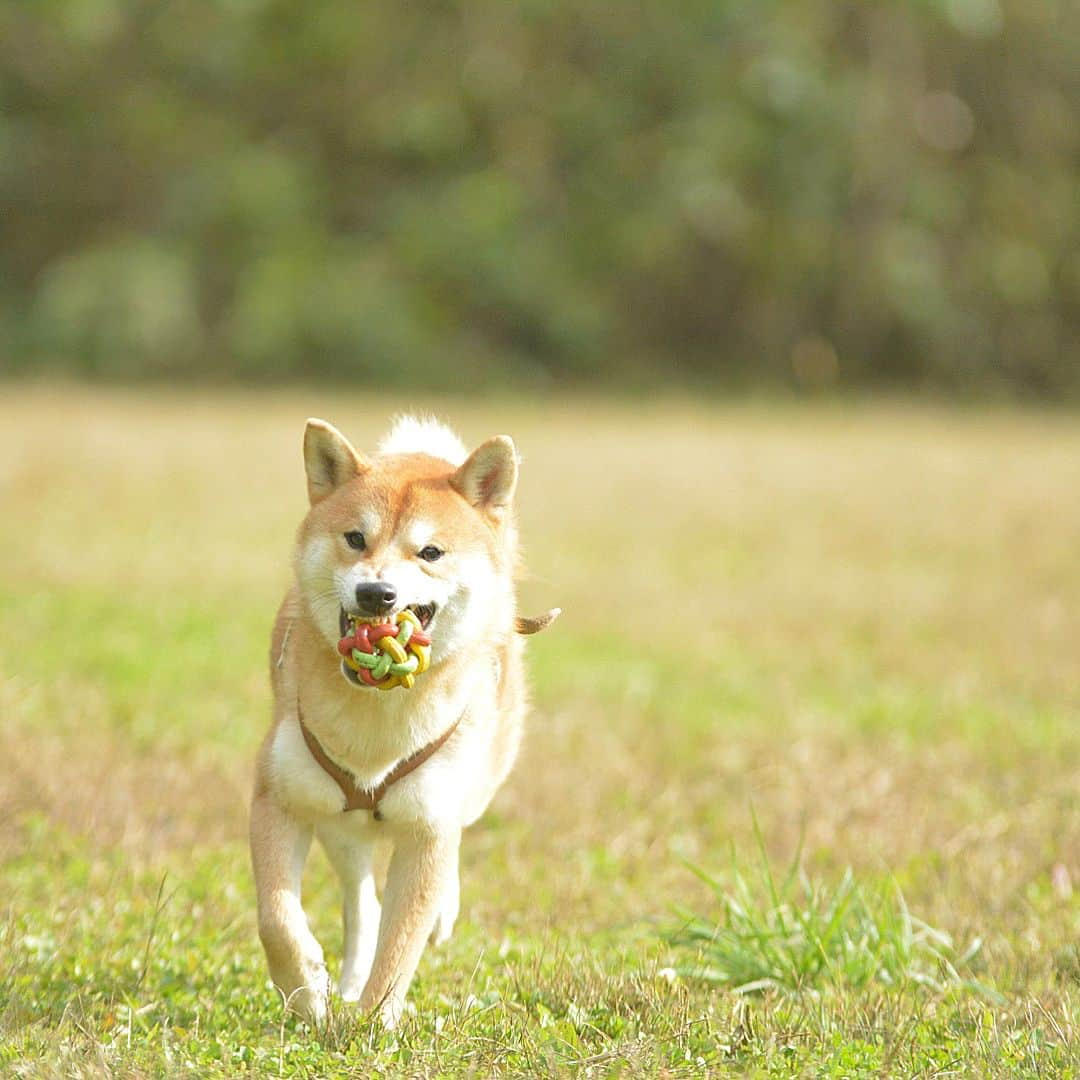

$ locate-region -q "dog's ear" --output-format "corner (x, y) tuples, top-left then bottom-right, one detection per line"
(451, 435), (518, 515)
(303, 419), (367, 503)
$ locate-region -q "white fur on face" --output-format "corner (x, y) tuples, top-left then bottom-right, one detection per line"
(295, 535), (342, 643)
(339, 555), (450, 616)
(426, 549), (500, 663)
(298, 530), (504, 665)
(339, 552), (493, 665)
(401, 518), (438, 552)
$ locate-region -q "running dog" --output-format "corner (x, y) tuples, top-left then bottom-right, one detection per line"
(249, 415), (556, 1027)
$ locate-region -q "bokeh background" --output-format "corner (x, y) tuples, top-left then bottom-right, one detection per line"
(3, 3), (1080, 1074)
(3, 0), (1078, 396)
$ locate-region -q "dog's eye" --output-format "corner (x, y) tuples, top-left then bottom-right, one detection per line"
(417, 545), (444, 562)
(344, 531), (366, 551)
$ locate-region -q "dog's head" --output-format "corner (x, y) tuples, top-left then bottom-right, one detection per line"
(294, 418), (518, 685)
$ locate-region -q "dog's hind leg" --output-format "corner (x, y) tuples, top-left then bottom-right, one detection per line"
(317, 819), (382, 1002)
(429, 856), (459, 945)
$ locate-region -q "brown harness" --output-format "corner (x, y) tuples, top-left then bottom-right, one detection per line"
(298, 704), (461, 818)
(296, 607), (559, 818)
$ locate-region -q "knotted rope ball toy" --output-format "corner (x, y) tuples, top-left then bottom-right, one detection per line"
(337, 609), (432, 691)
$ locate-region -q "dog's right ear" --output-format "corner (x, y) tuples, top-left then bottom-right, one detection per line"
(303, 419), (367, 504)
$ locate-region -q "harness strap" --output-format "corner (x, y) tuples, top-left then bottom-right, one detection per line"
(297, 703), (461, 817)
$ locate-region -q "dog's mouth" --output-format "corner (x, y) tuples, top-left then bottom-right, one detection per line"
(338, 604), (436, 688)
(337, 603), (436, 636)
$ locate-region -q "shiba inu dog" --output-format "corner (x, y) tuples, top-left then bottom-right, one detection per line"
(249, 416), (557, 1028)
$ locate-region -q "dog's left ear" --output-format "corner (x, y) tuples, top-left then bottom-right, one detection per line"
(451, 435), (518, 515)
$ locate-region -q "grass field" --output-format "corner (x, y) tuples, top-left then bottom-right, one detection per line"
(1, 385), (1078, 1077)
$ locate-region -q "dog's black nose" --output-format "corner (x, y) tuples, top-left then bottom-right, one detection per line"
(354, 581), (397, 615)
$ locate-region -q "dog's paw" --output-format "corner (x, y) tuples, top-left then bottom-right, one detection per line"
(428, 908), (456, 946)
(287, 972), (330, 1026)
(429, 882), (459, 946)
(337, 939), (377, 1003)
(377, 996), (415, 1031)
(356, 982), (415, 1030)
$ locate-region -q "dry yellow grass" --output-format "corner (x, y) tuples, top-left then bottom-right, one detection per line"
(1, 383), (1078, 1074)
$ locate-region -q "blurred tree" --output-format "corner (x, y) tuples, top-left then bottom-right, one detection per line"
(1, 0), (1077, 396)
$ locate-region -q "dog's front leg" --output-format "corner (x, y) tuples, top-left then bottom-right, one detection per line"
(359, 824), (460, 1027)
(250, 793), (329, 1024)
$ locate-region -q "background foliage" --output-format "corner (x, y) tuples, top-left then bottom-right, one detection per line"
(2, 0), (1078, 395)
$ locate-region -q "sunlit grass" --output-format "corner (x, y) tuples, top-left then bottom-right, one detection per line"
(671, 824), (988, 997)
(1, 385), (1078, 1075)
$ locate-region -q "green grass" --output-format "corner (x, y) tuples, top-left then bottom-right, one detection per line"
(1, 386), (1079, 1076)
(671, 829), (988, 997)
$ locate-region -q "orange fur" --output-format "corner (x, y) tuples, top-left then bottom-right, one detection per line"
(250, 417), (530, 1027)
